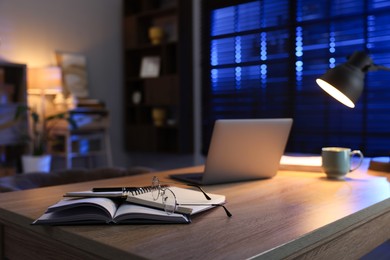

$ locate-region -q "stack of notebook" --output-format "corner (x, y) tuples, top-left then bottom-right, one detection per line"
(33, 186), (227, 225)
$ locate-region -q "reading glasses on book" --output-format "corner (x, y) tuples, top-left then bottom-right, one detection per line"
(151, 176), (232, 217)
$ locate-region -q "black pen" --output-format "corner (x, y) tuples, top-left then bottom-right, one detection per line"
(92, 187), (141, 192)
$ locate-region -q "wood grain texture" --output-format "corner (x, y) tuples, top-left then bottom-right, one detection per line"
(4, 222), (105, 260)
(0, 161), (389, 259)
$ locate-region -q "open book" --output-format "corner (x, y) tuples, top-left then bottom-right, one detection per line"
(33, 187), (226, 225)
(33, 197), (191, 225)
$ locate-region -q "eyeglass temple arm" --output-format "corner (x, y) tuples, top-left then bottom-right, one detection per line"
(216, 204), (233, 217)
(180, 203), (232, 217)
(186, 184), (212, 200)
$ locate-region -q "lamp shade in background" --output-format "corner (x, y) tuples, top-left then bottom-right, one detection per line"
(27, 66), (62, 95)
(316, 51), (373, 108)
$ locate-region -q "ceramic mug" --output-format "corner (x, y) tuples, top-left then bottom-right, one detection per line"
(321, 147), (364, 179)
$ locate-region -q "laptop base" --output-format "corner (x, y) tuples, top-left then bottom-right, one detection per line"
(170, 172), (204, 185)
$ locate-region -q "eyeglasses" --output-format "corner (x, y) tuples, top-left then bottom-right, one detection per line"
(151, 176), (232, 217)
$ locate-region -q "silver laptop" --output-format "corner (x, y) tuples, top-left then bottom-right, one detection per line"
(170, 118), (293, 185)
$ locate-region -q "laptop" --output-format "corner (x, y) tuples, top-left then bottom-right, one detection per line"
(170, 118), (293, 185)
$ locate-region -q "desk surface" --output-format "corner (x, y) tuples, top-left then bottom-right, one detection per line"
(0, 161), (389, 259)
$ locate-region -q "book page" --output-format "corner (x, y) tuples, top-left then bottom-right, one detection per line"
(33, 197), (119, 225)
(113, 203), (190, 224)
(64, 191), (125, 198)
(46, 197), (118, 219)
(34, 207), (112, 225)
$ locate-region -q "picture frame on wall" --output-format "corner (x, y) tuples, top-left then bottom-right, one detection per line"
(56, 52), (89, 98)
(140, 56), (161, 78)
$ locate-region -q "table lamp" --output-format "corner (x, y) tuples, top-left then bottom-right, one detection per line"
(28, 66), (63, 95)
(27, 66), (63, 114)
(316, 51), (390, 172)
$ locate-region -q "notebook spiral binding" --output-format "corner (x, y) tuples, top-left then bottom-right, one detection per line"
(123, 185), (169, 196)
(123, 186), (153, 196)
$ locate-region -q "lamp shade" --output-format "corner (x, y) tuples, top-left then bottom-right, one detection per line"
(27, 66), (63, 95)
(316, 51), (373, 108)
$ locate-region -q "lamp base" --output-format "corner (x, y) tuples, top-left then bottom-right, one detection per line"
(368, 157), (390, 173)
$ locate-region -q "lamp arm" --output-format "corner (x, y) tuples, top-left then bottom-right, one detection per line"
(370, 64), (390, 72)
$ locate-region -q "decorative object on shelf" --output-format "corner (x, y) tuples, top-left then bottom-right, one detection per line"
(166, 118), (176, 126)
(56, 52), (89, 98)
(66, 94), (78, 110)
(140, 56), (161, 78)
(151, 107), (166, 126)
(316, 50), (390, 173)
(148, 26), (165, 45)
(53, 92), (68, 111)
(132, 91), (142, 105)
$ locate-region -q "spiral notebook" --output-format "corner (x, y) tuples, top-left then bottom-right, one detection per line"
(64, 186), (155, 198)
(126, 186), (226, 215)
(64, 186), (226, 215)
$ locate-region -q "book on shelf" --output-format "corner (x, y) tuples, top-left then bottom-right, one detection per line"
(33, 186), (226, 225)
(76, 98), (105, 109)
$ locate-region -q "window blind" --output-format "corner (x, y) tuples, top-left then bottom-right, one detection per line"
(202, 0), (390, 156)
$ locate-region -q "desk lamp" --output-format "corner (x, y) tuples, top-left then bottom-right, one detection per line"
(316, 51), (390, 172)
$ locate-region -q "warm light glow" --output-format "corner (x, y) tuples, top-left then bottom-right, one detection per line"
(27, 67), (63, 95)
(316, 79), (355, 108)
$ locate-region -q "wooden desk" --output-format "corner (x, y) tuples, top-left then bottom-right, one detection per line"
(0, 161), (389, 259)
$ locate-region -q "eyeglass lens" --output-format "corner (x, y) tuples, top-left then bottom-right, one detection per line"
(151, 176), (232, 217)
(152, 176), (160, 200)
(162, 188), (177, 214)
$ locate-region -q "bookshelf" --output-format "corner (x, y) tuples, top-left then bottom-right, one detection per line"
(123, 0), (193, 153)
(0, 62), (28, 175)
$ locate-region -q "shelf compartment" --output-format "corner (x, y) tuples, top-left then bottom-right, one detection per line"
(125, 125), (179, 153)
(126, 106), (152, 125)
(124, 0), (177, 16)
(125, 125), (156, 151)
(144, 76), (178, 106)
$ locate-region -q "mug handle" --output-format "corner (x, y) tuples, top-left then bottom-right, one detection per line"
(350, 150), (364, 172)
